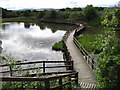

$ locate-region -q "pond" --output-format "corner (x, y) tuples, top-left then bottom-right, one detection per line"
(0, 22), (74, 76)
(0, 22), (73, 61)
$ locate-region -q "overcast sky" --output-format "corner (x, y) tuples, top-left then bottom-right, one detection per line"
(0, 0), (119, 10)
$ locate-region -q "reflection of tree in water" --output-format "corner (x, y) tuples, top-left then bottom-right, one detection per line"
(36, 22), (46, 30)
(24, 22), (31, 28)
(37, 22), (73, 33)
(2, 24), (8, 30)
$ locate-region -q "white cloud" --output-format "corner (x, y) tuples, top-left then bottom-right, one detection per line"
(0, 0), (119, 10)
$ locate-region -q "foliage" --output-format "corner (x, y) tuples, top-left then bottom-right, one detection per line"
(2, 8), (18, 18)
(96, 8), (120, 89)
(38, 11), (45, 18)
(83, 5), (98, 21)
(76, 35), (103, 54)
(101, 8), (120, 28)
(52, 41), (64, 51)
(23, 10), (32, 17)
(69, 12), (84, 21)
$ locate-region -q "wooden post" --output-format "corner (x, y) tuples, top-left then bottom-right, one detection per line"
(45, 80), (50, 90)
(71, 61), (74, 70)
(92, 59), (94, 70)
(68, 76), (72, 90)
(75, 72), (78, 85)
(43, 61), (45, 73)
(9, 66), (12, 76)
(59, 78), (63, 90)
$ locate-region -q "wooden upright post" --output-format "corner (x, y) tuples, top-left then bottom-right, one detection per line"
(59, 78), (63, 90)
(45, 80), (50, 90)
(43, 61), (45, 73)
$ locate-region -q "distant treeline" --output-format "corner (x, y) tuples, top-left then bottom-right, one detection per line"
(1, 5), (106, 21)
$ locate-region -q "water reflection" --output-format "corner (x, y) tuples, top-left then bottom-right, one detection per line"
(24, 22), (31, 28)
(1, 22), (71, 61)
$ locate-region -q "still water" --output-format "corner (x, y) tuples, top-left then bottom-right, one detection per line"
(1, 22), (72, 61)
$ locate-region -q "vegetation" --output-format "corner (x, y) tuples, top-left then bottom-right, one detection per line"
(76, 8), (120, 89)
(2, 18), (36, 22)
(1, 5), (120, 89)
(96, 8), (120, 89)
(52, 41), (64, 52)
(83, 5), (98, 21)
(1, 55), (77, 89)
(76, 35), (103, 54)
(1, 5), (100, 24)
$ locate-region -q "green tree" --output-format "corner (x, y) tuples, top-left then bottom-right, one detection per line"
(23, 10), (31, 17)
(101, 9), (120, 28)
(96, 8), (120, 89)
(38, 11), (45, 18)
(69, 12), (84, 21)
(84, 5), (98, 21)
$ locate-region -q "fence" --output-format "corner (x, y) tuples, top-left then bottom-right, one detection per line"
(73, 37), (97, 72)
(0, 60), (74, 76)
(1, 71), (78, 90)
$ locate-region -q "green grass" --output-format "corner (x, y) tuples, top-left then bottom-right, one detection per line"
(83, 17), (101, 27)
(52, 41), (64, 52)
(76, 35), (102, 54)
(2, 18), (37, 23)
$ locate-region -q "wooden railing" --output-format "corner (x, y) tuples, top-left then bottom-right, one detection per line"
(1, 72), (78, 90)
(0, 60), (74, 76)
(73, 37), (97, 72)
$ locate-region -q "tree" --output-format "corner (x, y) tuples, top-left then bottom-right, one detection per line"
(69, 12), (84, 21)
(84, 5), (98, 21)
(23, 10), (31, 17)
(43, 11), (57, 19)
(101, 9), (120, 28)
(38, 11), (45, 18)
(96, 8), (120, 89)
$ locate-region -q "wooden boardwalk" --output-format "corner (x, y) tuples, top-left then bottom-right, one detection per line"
(66, 30), (96, 85)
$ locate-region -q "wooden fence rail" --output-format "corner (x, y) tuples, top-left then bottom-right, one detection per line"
(0, 60), (74, 76)
(73, 37), (97, 72)
(1, 72), (78, 90)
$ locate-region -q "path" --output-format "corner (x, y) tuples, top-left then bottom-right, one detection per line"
(66, 30), (96, 85)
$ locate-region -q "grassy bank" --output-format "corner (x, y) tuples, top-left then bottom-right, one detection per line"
(2, 18), (37, 22)
(52, 41), (64, 52)
(76, 35), (102, 54)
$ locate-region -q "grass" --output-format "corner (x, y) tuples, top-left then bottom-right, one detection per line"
(82, 17), (101, 27)
(2, 17), (37, 23)
(76, 35), (102, 54)
(52, 41), (64, 52)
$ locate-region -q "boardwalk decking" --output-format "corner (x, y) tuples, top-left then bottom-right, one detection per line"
(66, 30), (96, 85)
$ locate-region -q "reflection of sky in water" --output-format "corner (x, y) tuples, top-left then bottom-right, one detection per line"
(1, 22), (66, 61)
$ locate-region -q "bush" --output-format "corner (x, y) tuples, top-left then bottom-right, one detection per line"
(84, 5), (98, 21)
(52, 41), (64, 51)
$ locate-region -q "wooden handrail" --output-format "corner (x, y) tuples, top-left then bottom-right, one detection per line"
(1, 72), (78, 81)
(73, 37), (97, 72)
(1, 72), (79, 89)
(1, 60), (74, 67)
(1, 60), (74, 75)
